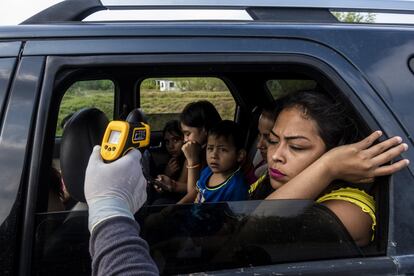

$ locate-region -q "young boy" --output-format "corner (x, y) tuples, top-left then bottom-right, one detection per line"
(195, 120), (248, 203)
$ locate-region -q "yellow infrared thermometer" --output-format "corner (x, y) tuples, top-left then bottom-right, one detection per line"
(101, 120), (150, 162)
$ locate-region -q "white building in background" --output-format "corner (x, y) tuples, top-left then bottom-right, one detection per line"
(155, 79), (178, 91)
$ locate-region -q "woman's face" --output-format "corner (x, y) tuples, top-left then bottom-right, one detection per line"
(180, 123), (208, 145)
(267, 107), (327, 189)
(164, 131), (184, 157)
(257, 114), (275, 161)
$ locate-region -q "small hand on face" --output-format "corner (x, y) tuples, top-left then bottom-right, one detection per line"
(181, 141), (201, 166)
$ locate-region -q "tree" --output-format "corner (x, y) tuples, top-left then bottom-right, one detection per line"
(332, 12), (376, 23)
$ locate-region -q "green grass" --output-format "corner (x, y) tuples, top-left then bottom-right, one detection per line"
(57, 89), (236, 135)
(140, 90), (235, 119)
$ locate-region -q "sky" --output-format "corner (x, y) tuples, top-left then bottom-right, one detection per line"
(0, 0), (63, 25)
(0, 0), (414, 25)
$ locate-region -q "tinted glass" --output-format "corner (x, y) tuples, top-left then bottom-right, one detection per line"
(33, 211), (91, 275)
(33, 200), (361, 275)
(141, 200), (361, 274)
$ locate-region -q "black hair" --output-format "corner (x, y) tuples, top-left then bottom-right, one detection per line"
(208, 120), (244, 150)
(276, 90), (360, 150)
(260, 105), (278, 124)
(163, 120), (183, 139)
(180, 100), (222, 131)
(49, 167), (64, 200)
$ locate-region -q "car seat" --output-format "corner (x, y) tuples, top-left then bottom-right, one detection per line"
(37, 108), (108, 274)
(60, 107), (109, 204)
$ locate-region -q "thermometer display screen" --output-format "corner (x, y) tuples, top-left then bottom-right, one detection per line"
(108, 130), (121, 144)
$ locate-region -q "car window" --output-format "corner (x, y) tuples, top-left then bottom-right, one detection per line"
(139, 77), (236, 131)
(32, 200), (360, 275)
(56, 80), (115, 136)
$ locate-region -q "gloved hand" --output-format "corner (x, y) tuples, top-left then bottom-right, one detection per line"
(85, 145), (147, 232)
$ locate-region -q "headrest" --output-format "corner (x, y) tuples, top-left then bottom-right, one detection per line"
(126, 108), (148, 123)
(60, 108), (108, 202)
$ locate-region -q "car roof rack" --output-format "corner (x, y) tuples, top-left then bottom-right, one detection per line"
(22, 0), (414, 25)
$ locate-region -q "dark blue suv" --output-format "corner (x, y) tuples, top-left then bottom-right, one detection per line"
(1, 0), (414, 275)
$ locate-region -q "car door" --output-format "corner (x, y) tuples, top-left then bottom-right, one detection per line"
(0, 41), (45, 275)
(19, 24), (413, 275)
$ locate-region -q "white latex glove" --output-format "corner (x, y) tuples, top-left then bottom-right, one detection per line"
(85, 145), (147, 232)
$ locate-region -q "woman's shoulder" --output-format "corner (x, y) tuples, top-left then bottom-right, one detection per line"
(317, 187), (375, 213)
(317, 186), (376, 244)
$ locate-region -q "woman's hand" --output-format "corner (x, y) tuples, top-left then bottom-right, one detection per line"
(323, 131), (409, 183)
(181, 141), (201, 166)
(164, 158), (180, 177)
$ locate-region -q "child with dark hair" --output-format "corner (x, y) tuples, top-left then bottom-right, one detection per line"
(155, 101), (222, 203)
(246, 106), (278, 197)
(162, 120), (186, 181)
(195, 120), (248, 203)
(151, 120), (188, 204)
(180, 100), (222, 137)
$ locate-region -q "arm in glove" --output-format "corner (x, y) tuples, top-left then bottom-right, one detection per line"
(85, 145), (147, 233)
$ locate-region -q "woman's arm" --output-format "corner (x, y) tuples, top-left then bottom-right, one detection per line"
(266, 131), (409, 200)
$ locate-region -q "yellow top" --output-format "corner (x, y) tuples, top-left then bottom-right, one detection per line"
(317, 187), (376, 241)
(248, 173), (267, 194)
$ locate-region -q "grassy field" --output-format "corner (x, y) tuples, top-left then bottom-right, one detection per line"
(57, 89), (235, 135)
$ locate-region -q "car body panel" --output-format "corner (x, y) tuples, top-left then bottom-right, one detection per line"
(0, 17), (413, 275)
(11, 23), (414, 145)
(0, 56), (44, 275)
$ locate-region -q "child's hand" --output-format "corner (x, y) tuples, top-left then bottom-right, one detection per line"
(182, 141), (201, 166)
(322, 131), (409, 183)
(164, 158), (180, 177)
(154, 175), (176, 193)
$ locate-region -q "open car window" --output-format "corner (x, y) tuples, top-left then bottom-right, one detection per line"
(33, 200), (361, 275)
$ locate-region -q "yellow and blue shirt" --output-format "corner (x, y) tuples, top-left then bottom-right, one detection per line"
(196, 167), (248, 203)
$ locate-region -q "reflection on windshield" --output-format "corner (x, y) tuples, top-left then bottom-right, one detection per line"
(139, 200), (361, 274)
(33, 200), (362, 275)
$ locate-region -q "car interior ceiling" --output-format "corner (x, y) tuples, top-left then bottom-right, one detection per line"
(36, 62), (386, 256)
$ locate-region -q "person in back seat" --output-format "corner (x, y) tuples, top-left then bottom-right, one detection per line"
(47, 167), (66, 212)
(155, 101), (222, 204)
(161, 120), (187, 181)
(195, 120), (248, 203)
(246, 107), (277, 199)
(151, 120), (188, 204)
